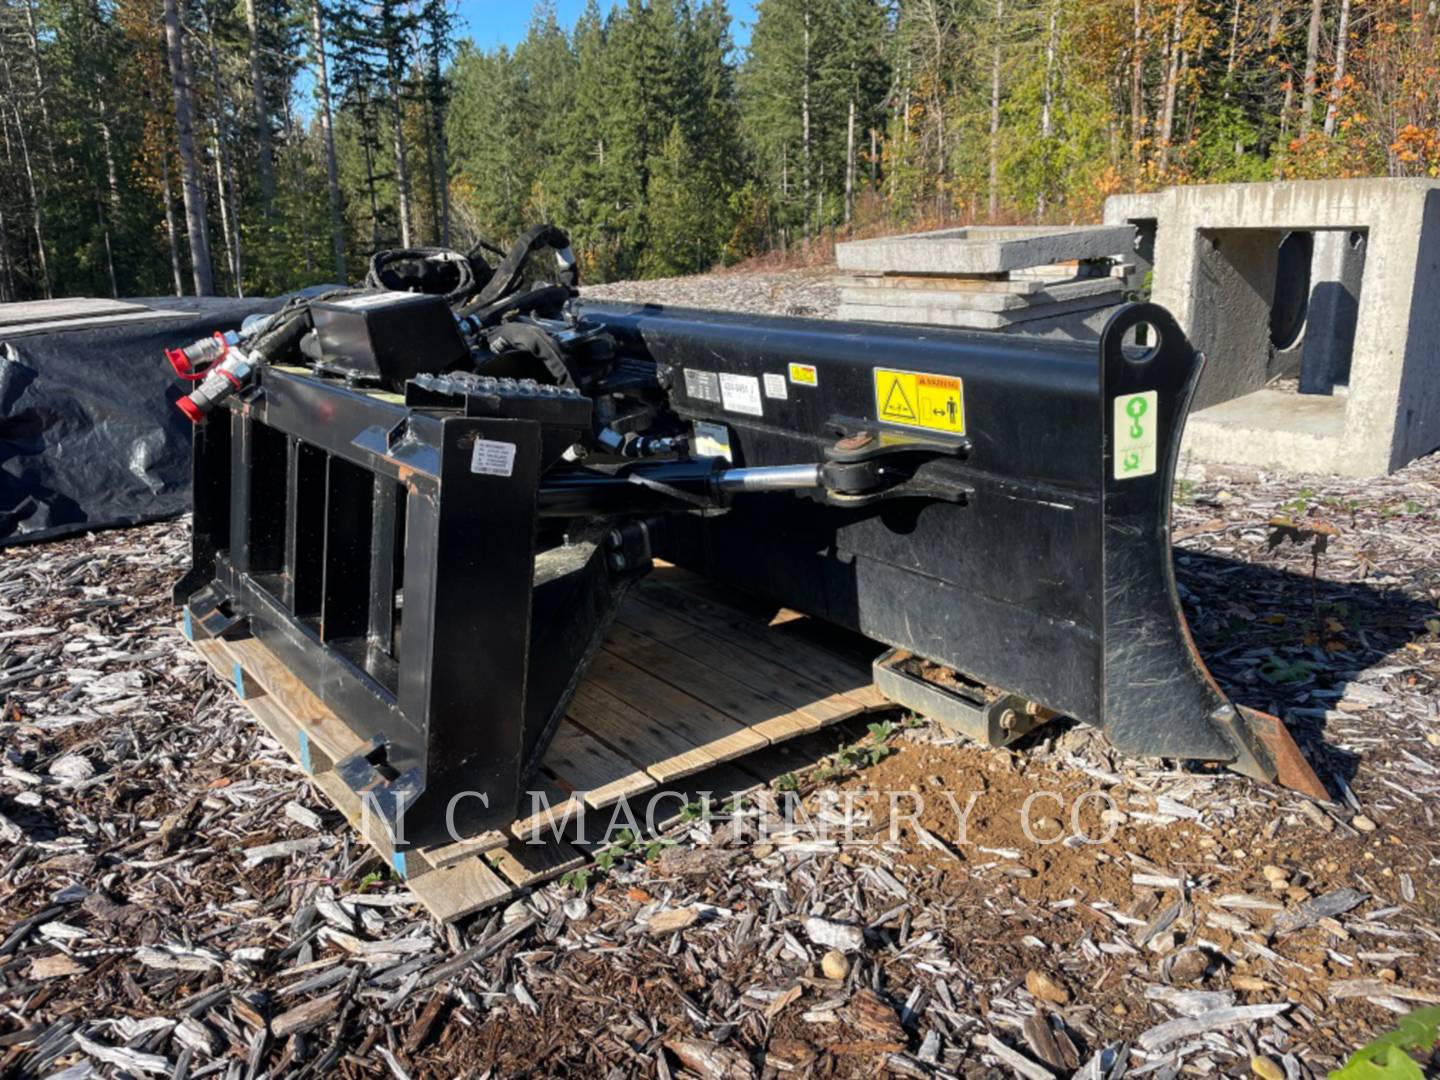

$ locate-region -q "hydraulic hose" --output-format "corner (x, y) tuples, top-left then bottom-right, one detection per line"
(365, 247), (479, 304)
(458, 224), (577, 316)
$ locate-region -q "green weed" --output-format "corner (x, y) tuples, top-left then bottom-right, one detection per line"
(1330, 1005), (1440, 1080)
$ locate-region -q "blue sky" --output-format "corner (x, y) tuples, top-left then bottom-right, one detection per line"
(293, 1), (758, 111)
(454, 0), (759, 53)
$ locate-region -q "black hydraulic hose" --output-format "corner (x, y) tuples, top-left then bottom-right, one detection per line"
(482, 322), (578, 388)
(365, 247), (479, 304)
(467, 236), (508, 263)
(249, 287), (362, 363)
(459, 224), (577, 315)
(460, 284), (574, 329)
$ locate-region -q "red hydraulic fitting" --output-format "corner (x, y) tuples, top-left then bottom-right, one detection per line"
(164, 330), (239, 377)
(175, 349), (257, 424)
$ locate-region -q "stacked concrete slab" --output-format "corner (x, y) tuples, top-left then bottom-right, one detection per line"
(1104, 179), (1440, 477)
(834, 226), (1132, 337)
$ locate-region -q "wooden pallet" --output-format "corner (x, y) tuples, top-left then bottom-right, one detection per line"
(184, 567), (888, 922)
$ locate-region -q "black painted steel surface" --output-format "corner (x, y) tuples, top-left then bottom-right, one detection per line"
(579, 301), (1313, 789)
(176, 300), (1326, 853)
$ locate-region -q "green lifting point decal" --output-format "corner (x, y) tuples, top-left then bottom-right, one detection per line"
(1113, 390), (1158, 480)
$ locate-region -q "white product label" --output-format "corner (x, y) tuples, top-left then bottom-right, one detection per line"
(1113, 391), (1158, 480)
(684, 368), (722, 404)
(692, 421), (733, 462)
(719, 373), (764, 417)
(470, 438), (517, 477)
(331, 292), (412, 309)
(763, 373), (788, 400)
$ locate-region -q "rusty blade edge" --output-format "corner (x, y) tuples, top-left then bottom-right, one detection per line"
(1237, 706), (1332, 803)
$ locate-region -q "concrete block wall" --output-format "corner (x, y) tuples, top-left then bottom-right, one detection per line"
(1104, 179), (1440, 477)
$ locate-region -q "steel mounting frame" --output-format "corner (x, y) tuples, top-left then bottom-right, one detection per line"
(178, 368), (554, 848)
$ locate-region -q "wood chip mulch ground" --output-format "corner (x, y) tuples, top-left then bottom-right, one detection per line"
(2, 277), (1438, 1078)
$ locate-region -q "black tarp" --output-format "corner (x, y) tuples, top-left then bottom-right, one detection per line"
(0, 298), (280, 546)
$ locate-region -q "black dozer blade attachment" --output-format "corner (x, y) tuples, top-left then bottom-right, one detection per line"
(583, 301), (1328, 803)
(175, 300), (1328, 853)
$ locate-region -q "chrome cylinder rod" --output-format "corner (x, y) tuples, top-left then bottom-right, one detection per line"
(715, 464), (823, 493)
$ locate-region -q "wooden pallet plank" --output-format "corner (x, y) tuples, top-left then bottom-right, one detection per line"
(183, 558), (892, 925)
(191, 628), (510, 882)
(603, 623), (825, 740)
(541, 720), (657, 810)
(617, 600), (863, 725)
(407, 857), (515, 923)
(307, 769), (453, 885)
(564, 759), (769, 852)
(218, 635), (369, 771)
(193, 636), (314, 772)
(508, 778), (584, 844)
(421, 829), (513, 868)
(488, 838), (586, 889)
(567, 681), (718, 781)
(644, 561), (887, 670)
(632, 581), (889, 708)
(191, 635), (231, 676)
(760, 605), (890, 670)
(725, 717), (875, 789)
(645, 577), (887, 702)
(581, 652), (768, 776)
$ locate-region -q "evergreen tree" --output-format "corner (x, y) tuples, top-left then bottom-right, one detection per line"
(419, 0), (458, 244)
(642, 121), (710, 276)
(513, 3), (580, 229)
(377, 0), (419, 245)
(447, 43), (531, 242)
(2, 0), (1436, 301)
(328, 0), (387, 251)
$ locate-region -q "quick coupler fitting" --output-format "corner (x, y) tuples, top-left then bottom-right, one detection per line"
(165, 330), (240, 377)
(176, 350), (256, 424)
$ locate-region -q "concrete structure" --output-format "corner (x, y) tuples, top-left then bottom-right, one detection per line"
(1299, 229), (1366, 395)
(1104, 192), (1160, 293)
(1104, 179), (1440, 477)
(834, 226), (1131, 337)
(836, 225), (1133, 274)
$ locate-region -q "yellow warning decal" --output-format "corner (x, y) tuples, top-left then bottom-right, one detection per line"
(874, 368), (965, 434)
(788, 362), (818, 387)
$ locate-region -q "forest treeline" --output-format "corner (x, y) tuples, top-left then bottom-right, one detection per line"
(0, 0), (1436, 300)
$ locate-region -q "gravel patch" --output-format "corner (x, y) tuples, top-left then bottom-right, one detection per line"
(583, 268), (841, 319)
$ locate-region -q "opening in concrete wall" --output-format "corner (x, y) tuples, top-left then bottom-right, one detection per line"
(1263, 228), (1368, 397)
(1189, 226), (1366, 414)
(1129, 219), (1157, 286)
(1185, 225), (1365, 457)
(1297, 228), (1366, 397)
(1269, 231), (1313, 353)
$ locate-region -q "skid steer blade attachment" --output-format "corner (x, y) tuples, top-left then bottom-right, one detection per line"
(582, 301), (1327, 799)
(175, 287), (1327, 856)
